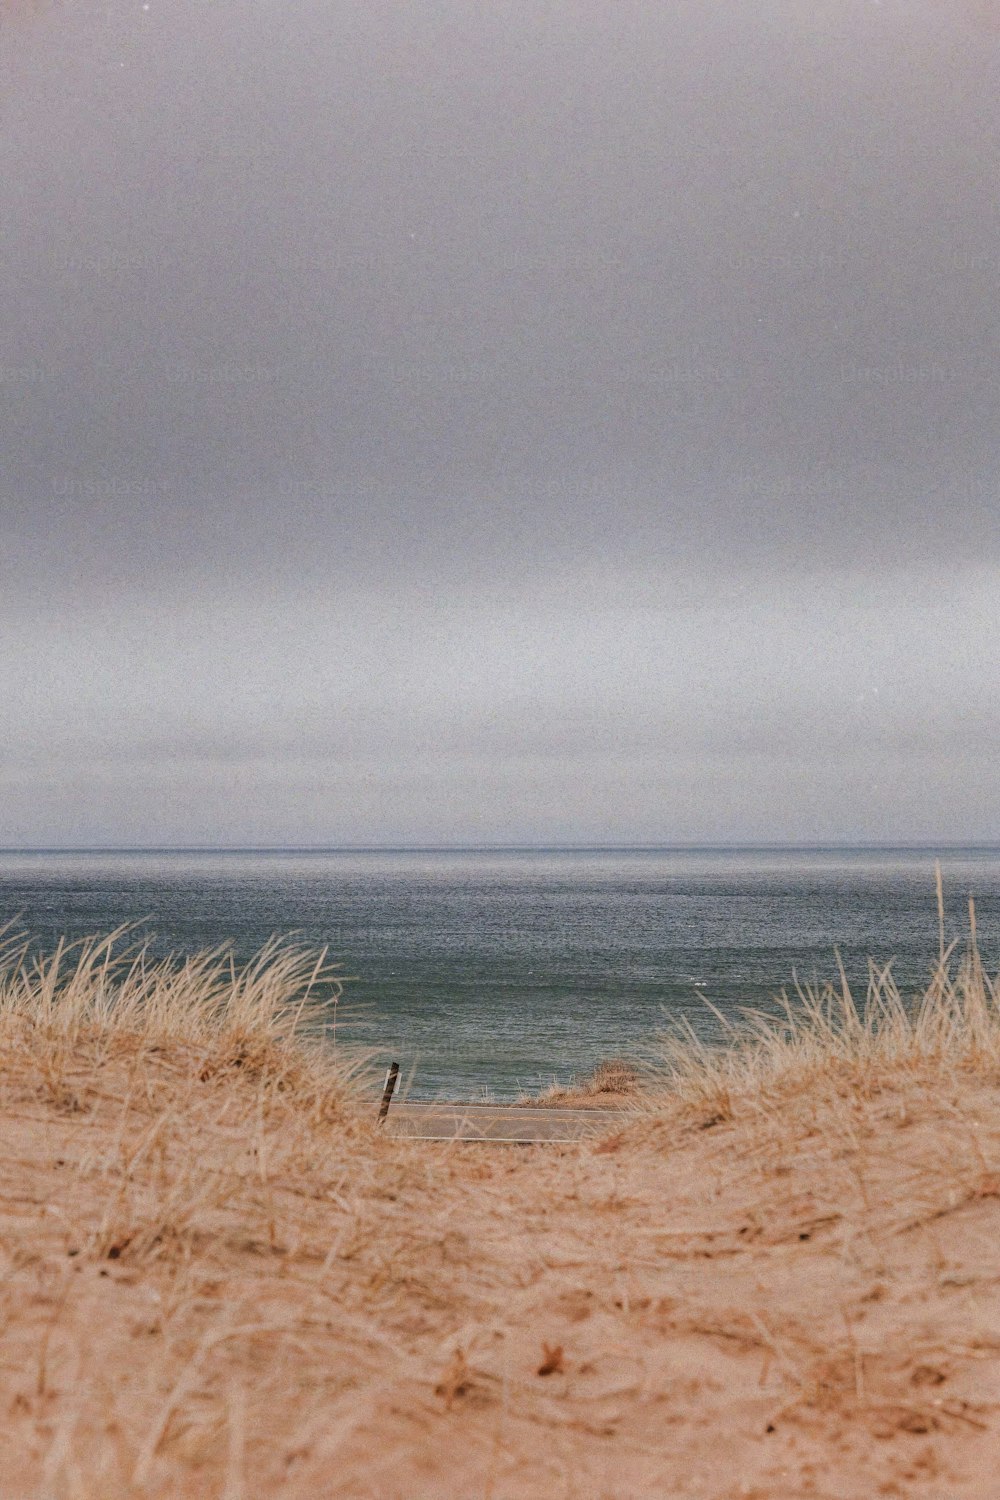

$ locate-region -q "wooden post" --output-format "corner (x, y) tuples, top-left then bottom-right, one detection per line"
(377, 1061), (400, 1124)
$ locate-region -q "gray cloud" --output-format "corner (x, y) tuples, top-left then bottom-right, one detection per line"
(2, 0), (999, 841)
(2, 567), (998, 843)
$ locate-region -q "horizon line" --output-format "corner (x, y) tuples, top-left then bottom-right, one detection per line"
(2, 842), (1000, 855)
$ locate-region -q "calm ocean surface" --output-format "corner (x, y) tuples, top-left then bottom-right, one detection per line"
(1, 848), (998, 1098)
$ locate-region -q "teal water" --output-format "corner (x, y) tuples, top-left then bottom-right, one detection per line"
(0, 848), (997, 1098)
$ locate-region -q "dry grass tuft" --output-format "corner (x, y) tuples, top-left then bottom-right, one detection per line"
(527, 1056), (644, 1107)
(4, 912), (1000, 1497)
(0, 922), (363, 1117)
(654, 899), (1000, 1133)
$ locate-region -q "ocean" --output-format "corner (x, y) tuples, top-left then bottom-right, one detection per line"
(0, 847), (997, 1098)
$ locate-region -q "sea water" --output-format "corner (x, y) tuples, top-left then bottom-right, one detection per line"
(0, 847), (997, 1098)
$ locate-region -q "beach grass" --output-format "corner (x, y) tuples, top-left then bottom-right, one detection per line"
(522, 1055), (645, 1107)
(656, 892), (999, 1124)
(2, 910), (1000, 1496)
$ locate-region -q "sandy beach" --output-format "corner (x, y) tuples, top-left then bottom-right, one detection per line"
(2, 932), (1000, 1497)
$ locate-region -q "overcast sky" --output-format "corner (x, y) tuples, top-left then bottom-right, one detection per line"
(1, 0), (998, 845)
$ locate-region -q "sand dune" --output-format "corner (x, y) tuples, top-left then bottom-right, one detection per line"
(1, 927), (999, 1497)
